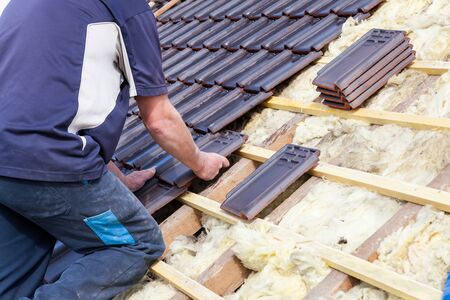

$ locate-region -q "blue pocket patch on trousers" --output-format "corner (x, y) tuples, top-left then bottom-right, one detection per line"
(84, 210), (136, 246)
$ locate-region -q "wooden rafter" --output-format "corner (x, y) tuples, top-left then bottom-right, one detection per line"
(178, 192), (442, 300)
(264, 97), (450, 131)
(317, 57), (450, 75)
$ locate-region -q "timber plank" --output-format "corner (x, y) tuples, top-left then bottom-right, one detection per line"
(197, 248), (251, 296)
(263, 97), (450, 131)
(317, 57), (450, 75)
(160, 205), (202, 258)
(151, 261), (223, 300)
(154, 0), (180, 17)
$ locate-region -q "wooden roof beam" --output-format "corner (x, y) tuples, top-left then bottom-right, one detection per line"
(317, 57), (450, 75)
(264, 97), (450, 131)
(150, 261), (223, 300)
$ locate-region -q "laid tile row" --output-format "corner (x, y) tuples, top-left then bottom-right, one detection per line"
(158, 14), (346, 53)
(125, 83), (273, 133)
(163, 48), (322, 92)
(113, 130), (245, 214)
(115, 129), (245, 172)
(169, 83), (273, 133)
(158, 0), (383, 23)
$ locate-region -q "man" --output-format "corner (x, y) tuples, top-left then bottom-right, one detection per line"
(0, 0), (229, 299)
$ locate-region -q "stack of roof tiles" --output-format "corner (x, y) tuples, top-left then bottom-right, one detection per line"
(313, 29), (415, 110)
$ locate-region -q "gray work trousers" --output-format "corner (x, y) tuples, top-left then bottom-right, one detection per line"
(0, 171), (165, 300)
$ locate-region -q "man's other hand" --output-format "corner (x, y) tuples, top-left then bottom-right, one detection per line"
(193, 152), (230, 181)
(124, 168), (156, 192)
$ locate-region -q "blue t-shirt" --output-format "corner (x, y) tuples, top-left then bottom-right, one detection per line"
(0, 0), (167, 182)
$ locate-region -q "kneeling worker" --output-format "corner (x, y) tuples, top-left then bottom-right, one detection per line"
(0, 0), (229, 299)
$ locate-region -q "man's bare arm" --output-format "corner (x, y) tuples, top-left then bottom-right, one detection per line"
(136, 94), (229, 180)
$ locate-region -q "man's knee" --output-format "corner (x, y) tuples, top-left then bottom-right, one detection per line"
(134, 216), (165, 264)
(141, 225), (165, 261)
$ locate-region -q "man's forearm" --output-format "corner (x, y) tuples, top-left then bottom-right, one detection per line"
(136, 94), (202, 172)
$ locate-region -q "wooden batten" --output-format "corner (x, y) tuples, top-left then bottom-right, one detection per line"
(154, 0), (180, 17)
(151, 261), (223, 300)
(317, 57), (450, 75)
(196, 248), (252, 296)
(263, 97), (450, 131)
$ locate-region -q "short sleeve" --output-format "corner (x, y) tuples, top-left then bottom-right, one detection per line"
(121, 10), (167, 97)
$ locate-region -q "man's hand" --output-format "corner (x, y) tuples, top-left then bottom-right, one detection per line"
(107, 162), (156, 192)
(192, 151), (230, 181)
(123, 168), (156, 192)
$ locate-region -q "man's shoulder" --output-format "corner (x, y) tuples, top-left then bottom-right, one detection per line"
(99, 0), (151, 25)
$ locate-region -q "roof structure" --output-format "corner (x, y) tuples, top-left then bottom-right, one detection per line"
(47, 1), (450, 299)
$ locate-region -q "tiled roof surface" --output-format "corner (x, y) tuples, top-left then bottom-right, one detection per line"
(159, 14), (346, 53)
(118, 0), (383, 215)
(47, 0), (385, 283)
(158, 0), (382, 23)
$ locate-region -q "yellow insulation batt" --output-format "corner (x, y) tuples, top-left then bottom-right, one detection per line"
(242, 108), (295, 146)
(336, 207), (450, 299)
(293, 116), (450, 185)
(225, 221), (330, 300)
(327, 0), (450, 60)
(164, 215), (235, 278)
(279, 182), (401, 253)
(406, 70), (450, 117)
(278, 64), (323, 104)
(362, 70), (430, 112)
